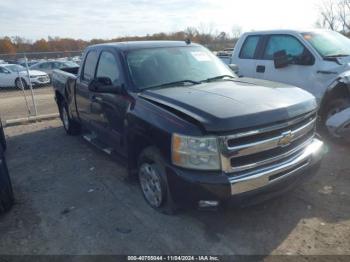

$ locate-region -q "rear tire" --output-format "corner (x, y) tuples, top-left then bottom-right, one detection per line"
(59, 101), (80, 136)
(0, 153), (14, 214)
(0, 121), (6, 151)
(15, 78), (28, 90)
(137, 147), (177, 215)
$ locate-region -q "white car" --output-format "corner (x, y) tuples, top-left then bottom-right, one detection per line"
(224, 29), (350, 138)
(0, 64), (50, 89)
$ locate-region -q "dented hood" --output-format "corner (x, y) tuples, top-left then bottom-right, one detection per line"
(140, 78), (317, 132)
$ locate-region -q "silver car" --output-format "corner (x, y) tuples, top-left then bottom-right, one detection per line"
(30, 60), (79, 80)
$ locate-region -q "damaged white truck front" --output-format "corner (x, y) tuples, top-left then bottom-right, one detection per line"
(225, 29), (350, 139)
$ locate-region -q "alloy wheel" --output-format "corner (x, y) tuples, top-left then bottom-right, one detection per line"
(139, 163), (163, 208)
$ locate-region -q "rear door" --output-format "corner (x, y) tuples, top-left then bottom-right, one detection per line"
(253, 34), (318, 90)
(75, 49), (99, 125)
(232, 34), (263, 78)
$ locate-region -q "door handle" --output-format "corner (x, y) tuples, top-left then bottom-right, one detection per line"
(256, 65), (265, 73)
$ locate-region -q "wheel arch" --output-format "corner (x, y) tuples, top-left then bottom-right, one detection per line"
(319, 81), (350, 117)
(14, 77), (27, 88)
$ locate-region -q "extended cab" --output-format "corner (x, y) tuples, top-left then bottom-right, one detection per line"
(223, 29), (350, 138)
(52, 41), (324, 213)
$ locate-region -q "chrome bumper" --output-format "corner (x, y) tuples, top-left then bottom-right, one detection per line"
(229, 138), (324, 195)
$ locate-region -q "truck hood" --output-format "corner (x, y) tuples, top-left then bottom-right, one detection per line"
(140, 78), (317, 133)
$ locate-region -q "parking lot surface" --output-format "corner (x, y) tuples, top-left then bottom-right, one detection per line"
(0, 86), (57, 121)
(0, 120), (349, 255)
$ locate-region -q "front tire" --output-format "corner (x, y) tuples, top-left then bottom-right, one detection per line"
(138, 147), (177, 215)
(15, 78), (28, 90)
(0, 153), (14, 214)
(59, 101), (80, 135)
(320, 98), (350, 140)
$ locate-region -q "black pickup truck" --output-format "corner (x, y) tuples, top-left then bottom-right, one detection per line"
(52, 41), (325, 213)
(0, 118), (14, 214)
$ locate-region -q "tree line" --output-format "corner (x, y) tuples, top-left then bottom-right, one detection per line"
(317, 0), (350, 35)
(0, 26), (242, 58)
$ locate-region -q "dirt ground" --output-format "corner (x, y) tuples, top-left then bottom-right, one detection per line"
(0, 119), (349, 256)
(0, 87), (349, 256)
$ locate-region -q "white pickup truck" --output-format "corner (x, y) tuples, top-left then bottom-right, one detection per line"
(223, 29), (350, 138)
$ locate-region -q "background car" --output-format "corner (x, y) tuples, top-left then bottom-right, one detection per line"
(18, 60), (39, 68)
(0, 118), (14, 214)
(0, 64), (50, 89)
(30, 60), (79, 80)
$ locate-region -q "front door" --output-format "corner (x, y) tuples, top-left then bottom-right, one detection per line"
(89, 50), (129, 153)
(253, 34), (319, 93)
(0, 67), (13, 87)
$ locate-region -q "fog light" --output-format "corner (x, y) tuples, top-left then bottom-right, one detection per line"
(198, 200), (220, 208)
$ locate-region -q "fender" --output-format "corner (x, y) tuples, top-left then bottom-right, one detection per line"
(319, 71), (350, 112)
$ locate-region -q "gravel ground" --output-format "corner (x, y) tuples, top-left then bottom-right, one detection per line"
(0, 119), (349, 256)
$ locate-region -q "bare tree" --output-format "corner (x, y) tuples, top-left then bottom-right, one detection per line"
(318, 0), (339, 30)
(184, 27), (198, 39)
(338, 0), (350, 32)
(231, 25), (242, 39)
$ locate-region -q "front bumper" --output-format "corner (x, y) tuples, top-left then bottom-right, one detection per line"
(30, 76), (50, 86)
(166, 138), (325, 207)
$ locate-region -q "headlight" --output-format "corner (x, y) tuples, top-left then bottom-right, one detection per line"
(30, 75), (37, 78)
(172, 134), (220, 170)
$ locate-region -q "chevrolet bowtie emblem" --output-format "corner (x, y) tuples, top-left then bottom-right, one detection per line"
(278, 131), (293, 147)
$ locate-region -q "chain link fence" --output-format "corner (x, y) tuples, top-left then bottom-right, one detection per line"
(0, 51), (82, 122)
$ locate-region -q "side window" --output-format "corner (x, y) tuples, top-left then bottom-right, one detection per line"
(240, 35), (260, 59)
(96, 51), (120, 84)
(82, 50), (98, 81)
(264, 35), (305, 59)
(0, 67), (5, 73)
(52, 62), (60, 69)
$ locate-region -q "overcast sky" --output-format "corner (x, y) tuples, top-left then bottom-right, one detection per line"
(0, 0), (320, 40)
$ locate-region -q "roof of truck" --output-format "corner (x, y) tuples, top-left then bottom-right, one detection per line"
(89, 41), (201, 51)
(243, 28), (331, 35)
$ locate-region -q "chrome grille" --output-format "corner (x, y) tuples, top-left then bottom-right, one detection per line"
(220, 111), (317, 174)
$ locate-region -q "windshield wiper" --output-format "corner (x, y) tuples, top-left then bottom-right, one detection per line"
(144, 80), (201, 90)
(324, 54), (349, 58)
(201, 75), (235, 83)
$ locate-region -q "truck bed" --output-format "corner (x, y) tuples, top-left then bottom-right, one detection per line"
(52, 67), (79, 95)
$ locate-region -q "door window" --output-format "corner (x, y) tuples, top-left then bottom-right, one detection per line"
(239, 35), (260, 59)
(82, 50), (98, 81)
(39, 62), (51, 69)
(52, 62), (63, 69)
(96, 51), (120, 85)
(263, 35), (305, 59)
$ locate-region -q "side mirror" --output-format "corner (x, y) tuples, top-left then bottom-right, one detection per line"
(88, 77), (122, 94)
(228, 64), (239, 74)
(273, 50), (289, 69)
